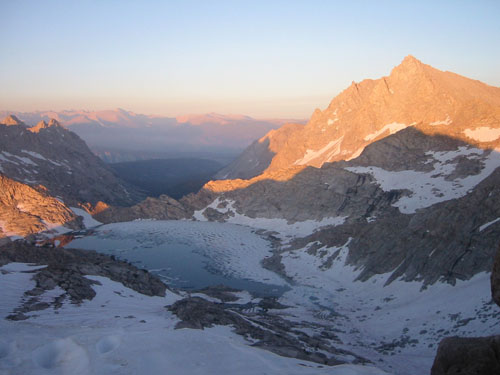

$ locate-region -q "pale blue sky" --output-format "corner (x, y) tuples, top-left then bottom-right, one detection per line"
(1, 0), (499, 118)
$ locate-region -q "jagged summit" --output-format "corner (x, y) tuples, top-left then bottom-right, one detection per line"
(395, 54), (424, 69)
(29, 118), (64, 133)
(2, 114), (25, 126)
(48, 118), (61, 127)
(216, 56), (500, 181)
(29, 120), (48, 133)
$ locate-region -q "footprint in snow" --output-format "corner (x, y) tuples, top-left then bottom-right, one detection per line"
(0, 340), (21, 368)
(96, 335), (121, 355)
(32, 338), (89, 374)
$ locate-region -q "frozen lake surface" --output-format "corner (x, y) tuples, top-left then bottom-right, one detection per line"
(67, 220), (290, 297)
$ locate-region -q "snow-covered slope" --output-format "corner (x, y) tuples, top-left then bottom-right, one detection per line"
(0, 262), (388, 375)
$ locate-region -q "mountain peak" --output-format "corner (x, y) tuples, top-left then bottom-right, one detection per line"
(390, 54), (427, 77)
(48, 118), (62, 127)
(401, 54), (422, 65)
(29, 120), (49, 133)
(2, 115), (25, 126)
(29, 118), (63, 133)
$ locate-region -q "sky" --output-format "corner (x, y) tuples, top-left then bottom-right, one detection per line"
(1, 0), (499, 118)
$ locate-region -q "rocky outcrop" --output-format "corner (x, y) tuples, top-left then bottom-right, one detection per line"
(168, 296), (367, 366)
(492, 244), (500, 307)
(93, 194), (192, 223)
(431, 336), (500, 375)
(0, 241), (167, 320)
(0, 116), (142, 207)
(0, 175), (82, 242)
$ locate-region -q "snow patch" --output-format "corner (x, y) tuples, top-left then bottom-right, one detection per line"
(364, 123), (407, 141)
(194, 198), (346, 238)
(429, 115), (452, 126)
(345, 146), (500, 213)
(464, 127), (500, 142)
(294, 136), (344, 165)
(21, 150), (46, 160)
(70, 207), (102, 228)
(479, 217), (500, 232)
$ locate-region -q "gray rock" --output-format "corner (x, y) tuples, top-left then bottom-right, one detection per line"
(491, 244), (500, 308)
(0, 241), (167, 317)
(168, 296), (367, 366)
(431, 336), (500, 375)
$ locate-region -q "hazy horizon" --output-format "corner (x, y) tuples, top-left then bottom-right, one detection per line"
(1, 0), (500, 118)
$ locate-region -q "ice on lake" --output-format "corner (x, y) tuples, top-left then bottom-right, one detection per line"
(67, 220), (290, 297)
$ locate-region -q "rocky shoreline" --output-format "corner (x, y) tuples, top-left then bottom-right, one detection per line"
(0, 241), (166, 320)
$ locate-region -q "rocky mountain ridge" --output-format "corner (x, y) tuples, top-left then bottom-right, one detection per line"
(218, 55), (500, 180)
(0, 115), (140, 207)
(0, 115), (143, 240)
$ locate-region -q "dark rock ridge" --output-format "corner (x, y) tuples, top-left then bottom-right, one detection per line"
(0, 115), (142, 207)
(431, 336), (500, 375)
(169, 296), (368, 366)
(492, 244), (500, 307)
(0, 241), (166, 320)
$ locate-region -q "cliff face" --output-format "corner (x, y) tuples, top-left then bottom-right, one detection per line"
(0, 175), (82, 243)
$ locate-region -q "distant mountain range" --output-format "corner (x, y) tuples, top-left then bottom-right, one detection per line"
(0, 109), (305, 162)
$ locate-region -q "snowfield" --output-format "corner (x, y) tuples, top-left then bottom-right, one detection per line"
(0, 263), (388, 375)
(293, 136), (344, 165)
(345, 146), (500, 213)
(279, 240), (500, 374)
(364, 122), (408, 141)
(194, 198), (347, 240)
